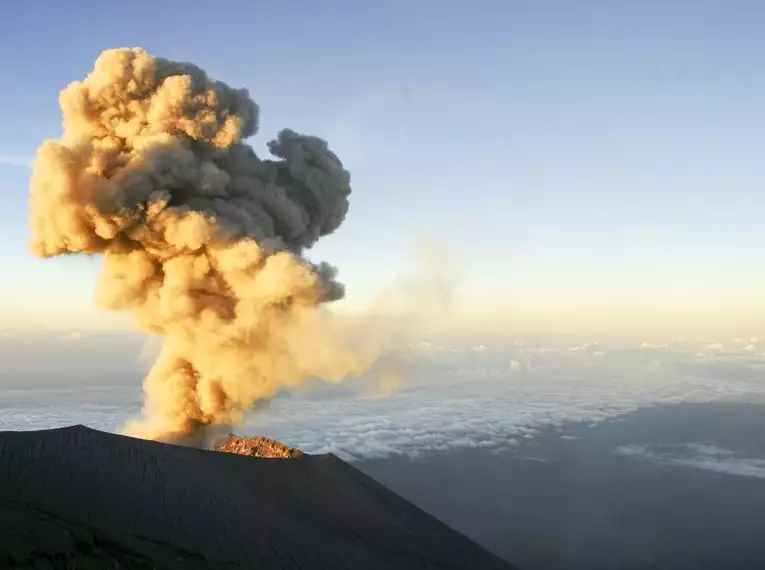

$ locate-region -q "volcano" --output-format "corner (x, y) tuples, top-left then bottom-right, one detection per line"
(0, 425), (517, 569)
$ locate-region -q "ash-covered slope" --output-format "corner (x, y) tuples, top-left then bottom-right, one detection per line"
(0, 425), (517, 569)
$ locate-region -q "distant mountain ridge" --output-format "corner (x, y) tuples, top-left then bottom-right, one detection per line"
(0, 425), (518, 569)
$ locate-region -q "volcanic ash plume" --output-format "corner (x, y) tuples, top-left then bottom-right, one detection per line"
(29, 47), (380, 445)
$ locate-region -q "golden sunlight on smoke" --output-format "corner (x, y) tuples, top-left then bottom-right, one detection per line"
(29, 48), (384, 445)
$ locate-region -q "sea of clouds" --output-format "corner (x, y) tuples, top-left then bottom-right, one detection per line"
(2, 330), (765, 461)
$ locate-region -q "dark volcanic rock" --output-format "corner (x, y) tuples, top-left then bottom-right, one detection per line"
(1, 498), (221, 569)
(0, 425), (517, 569)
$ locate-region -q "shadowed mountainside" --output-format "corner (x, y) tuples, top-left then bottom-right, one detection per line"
(0, 425), (517, 569)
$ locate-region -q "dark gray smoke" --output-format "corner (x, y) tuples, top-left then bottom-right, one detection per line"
(29, 47), (381, 443)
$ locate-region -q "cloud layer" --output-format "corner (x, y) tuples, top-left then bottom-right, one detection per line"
(616, 443), (765, 480)
(3, 336), (765, 459)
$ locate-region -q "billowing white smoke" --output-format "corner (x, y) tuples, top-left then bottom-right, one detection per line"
(29, 47), (381, 445)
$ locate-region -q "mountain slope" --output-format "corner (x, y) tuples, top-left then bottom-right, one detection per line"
(0, 425), (517, 569)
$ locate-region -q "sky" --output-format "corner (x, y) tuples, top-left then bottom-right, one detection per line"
(0, 0), (764, 336)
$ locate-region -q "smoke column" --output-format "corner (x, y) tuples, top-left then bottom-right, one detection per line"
(29, 47), (380, 445)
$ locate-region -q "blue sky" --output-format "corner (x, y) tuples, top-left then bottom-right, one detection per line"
(0, 0), (764, 334)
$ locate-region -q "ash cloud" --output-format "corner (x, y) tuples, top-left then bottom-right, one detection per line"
(29, 47), (381, 445)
